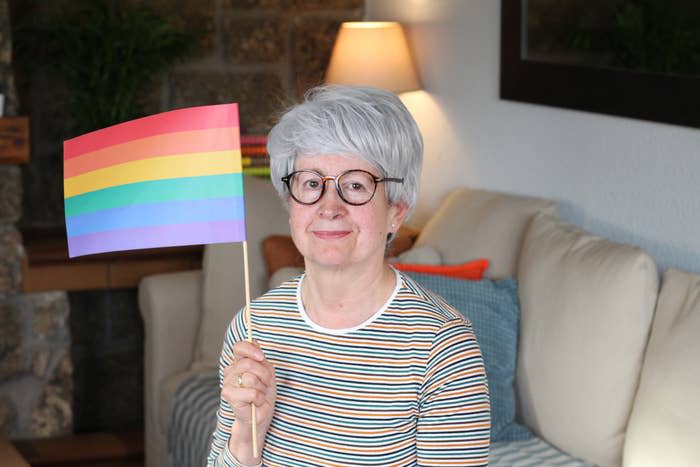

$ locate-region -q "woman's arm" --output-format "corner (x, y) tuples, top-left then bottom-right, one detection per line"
(207, 311), (276, 467)
(417, 319), (491, 466)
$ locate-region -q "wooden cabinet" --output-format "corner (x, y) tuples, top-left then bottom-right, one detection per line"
(0, 117), (30, 164)
(21, 229), (204, 292)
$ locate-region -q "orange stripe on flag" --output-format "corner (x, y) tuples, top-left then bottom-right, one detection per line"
(64, 127), (240, 178)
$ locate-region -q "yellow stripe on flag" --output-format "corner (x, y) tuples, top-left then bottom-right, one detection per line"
(64, 150), (242, 198)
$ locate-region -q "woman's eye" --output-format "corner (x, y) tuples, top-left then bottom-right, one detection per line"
(305, 179), (320, 189)
(344, 181), (367, 192)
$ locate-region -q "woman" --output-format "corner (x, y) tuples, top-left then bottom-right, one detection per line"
(207, 85), (490, 466)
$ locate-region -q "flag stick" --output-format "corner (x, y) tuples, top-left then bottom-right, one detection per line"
(241, 240), (259, 458)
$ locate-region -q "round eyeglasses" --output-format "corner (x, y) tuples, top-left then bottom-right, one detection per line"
(281, 169), (404, 206)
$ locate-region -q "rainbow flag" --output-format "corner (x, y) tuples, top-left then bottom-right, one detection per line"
(63, 104), (245, 258)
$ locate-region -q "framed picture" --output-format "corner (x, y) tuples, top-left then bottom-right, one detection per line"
(500, 0), (700, 129)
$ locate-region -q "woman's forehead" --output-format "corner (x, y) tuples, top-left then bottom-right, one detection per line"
(294, 153), (379, 174)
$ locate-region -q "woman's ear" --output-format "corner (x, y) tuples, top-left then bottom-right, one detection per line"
(388, 201), (409, 234)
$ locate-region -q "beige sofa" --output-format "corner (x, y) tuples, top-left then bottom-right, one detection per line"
(139, 180), (700, 467)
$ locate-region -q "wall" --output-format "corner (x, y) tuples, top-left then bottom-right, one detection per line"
(6, 0), (364, 438)
(16, 0), (365, 229)
(0, 0), (72, 439)
(368, 0), (700, 274)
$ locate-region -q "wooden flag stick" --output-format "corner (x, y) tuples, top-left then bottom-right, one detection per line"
(241, 240), (259, 458)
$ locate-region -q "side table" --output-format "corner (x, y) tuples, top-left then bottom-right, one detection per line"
(0, 434), (30, 467)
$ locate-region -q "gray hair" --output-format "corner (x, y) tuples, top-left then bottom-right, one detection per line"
(267, 85), (423, 216)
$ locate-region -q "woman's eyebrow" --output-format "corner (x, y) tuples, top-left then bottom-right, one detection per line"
(296, 168), (327, 176)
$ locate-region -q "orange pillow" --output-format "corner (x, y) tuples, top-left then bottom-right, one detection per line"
(386, 226), (420, 257)
(262, 235), (305, 276)
(393, 259), (490, 280)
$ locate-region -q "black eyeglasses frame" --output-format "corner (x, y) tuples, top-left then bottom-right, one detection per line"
(280, 169), (404, 206)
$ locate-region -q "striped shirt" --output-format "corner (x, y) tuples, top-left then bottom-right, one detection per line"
(207, 269), (490, 466)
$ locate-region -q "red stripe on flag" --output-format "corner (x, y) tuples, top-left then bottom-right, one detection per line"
(63, 103), (239, 160)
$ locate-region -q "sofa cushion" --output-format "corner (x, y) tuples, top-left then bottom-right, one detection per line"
(623, 268), (700, 467)
(388, 244), (441, 265)
(517, 213), (658, 467)
(405, 272), (531, 442)
(414, 188), (558, 279)
(195, 175), (290, 368)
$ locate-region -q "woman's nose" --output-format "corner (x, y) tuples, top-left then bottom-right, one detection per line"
(317, 183), (346, 218)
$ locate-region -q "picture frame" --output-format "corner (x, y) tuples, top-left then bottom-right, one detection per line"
(500, 0), (700, 129)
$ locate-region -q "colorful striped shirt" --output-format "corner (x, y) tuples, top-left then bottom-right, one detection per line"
(207, 269), (490, 466)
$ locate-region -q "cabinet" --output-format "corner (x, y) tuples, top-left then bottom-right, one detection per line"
(0, 116), (29, 164)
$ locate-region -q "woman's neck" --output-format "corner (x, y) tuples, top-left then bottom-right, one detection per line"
(301, 261), (396, 329)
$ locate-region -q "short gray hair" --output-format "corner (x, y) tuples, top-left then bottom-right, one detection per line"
(267, 85), (423, 216)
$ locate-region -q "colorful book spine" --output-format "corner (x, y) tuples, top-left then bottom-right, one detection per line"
(241, 156), (270, 168)
(241, 146), (269, 156)
(242, 166), (271, 177)
(240, 134), (268, 146)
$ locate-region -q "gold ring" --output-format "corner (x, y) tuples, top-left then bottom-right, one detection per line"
(237, 373), (244, 388)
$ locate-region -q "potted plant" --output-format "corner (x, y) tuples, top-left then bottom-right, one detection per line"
(13, 0), (194, 133)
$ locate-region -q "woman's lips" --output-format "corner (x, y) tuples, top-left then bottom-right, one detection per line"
(312, 230), (351, 239)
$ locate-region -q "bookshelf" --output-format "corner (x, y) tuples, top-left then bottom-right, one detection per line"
(241, 134), (270, 177)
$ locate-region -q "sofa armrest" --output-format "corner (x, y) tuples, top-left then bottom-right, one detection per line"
(138, 269), (203, 466)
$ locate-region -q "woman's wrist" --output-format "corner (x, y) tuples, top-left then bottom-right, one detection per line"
(228, 422), (263, 466)
(225, 438), (261, 467)
(226, 439), (261, 467)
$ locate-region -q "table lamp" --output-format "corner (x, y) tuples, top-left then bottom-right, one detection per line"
(325, 21), (421, 93)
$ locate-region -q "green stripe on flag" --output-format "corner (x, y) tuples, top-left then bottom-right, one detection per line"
(65, 173), (244, 217)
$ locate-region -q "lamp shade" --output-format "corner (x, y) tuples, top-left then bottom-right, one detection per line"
(325, 22), (421, 93)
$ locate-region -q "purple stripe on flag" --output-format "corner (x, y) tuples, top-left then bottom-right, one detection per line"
(67, 219), (246, 257)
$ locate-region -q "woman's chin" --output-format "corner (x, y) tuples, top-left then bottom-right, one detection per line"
(307, 258), (351, 271)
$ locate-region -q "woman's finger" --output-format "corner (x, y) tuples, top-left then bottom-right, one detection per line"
(224, 386), (271, 408)
(233, 340), (265, 362)
(223, 368), (269, 394)
(232, 358), (275, 386)
(221, 341), (277, 427)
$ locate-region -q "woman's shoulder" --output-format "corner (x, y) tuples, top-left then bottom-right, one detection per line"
(393, 271), (468, 327)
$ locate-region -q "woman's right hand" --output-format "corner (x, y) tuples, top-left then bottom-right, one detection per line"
(222, 340), (277, 464)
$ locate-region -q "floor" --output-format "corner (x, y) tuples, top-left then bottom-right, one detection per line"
(11, 431), (144, 467)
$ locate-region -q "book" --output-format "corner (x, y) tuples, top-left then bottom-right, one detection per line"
(241, 146), (268, 156)
(240, 135), (268, 146)
(243, 166), (271, 177)
(242, 156), (270, 167)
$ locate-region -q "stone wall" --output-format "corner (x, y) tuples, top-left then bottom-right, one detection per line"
(4, 0), (364, 438)
(0, 293), (72, 438)
(0, 0), (72, 439)
(20, 0), (365, 228)
(0, 0), (17, 118)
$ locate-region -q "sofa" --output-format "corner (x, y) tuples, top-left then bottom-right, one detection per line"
(139, 175), (700, 467)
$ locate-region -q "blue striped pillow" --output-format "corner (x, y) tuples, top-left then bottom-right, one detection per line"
(405, 272), (532, 442)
